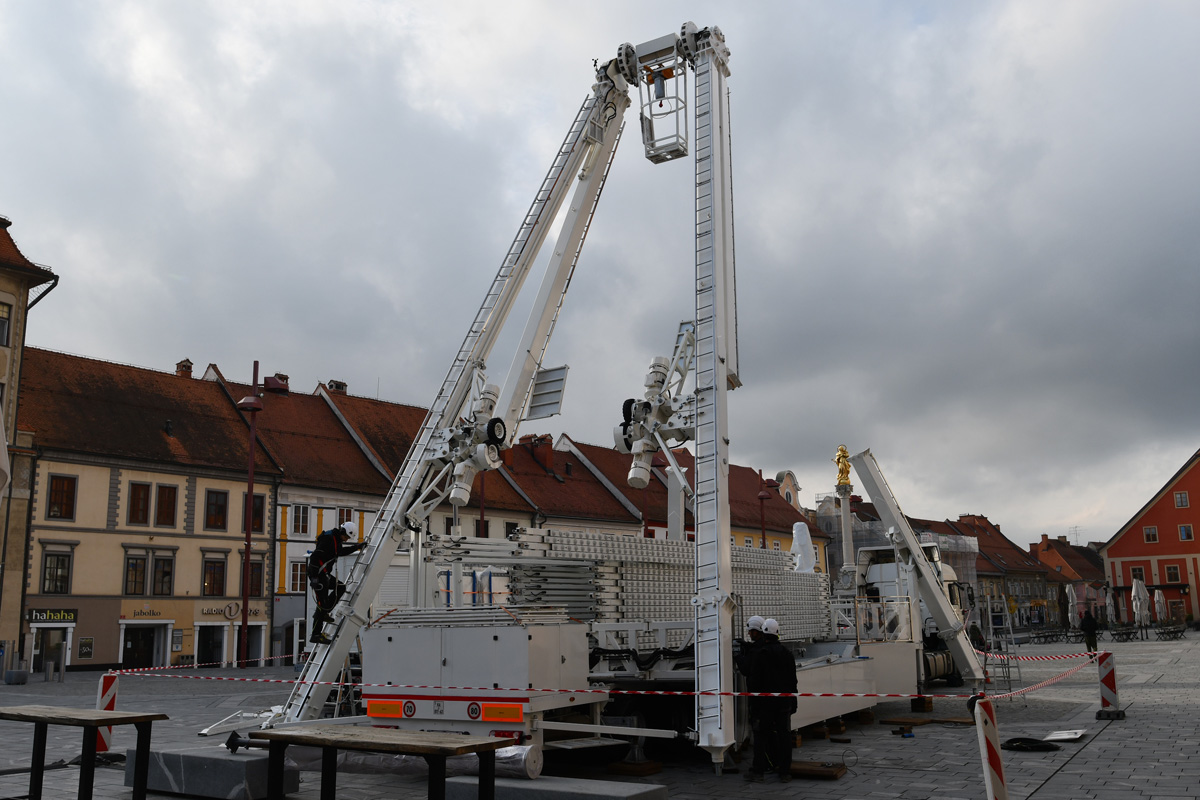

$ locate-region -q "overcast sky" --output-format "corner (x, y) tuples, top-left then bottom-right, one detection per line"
(3, 1), (1198, 549)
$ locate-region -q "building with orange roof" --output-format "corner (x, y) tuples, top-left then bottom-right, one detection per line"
(0, 216), (58, 649)
(1101, 448), (1200, 624)
(20, 349), (283, 670)
(1029, 534), (1108, 624)
(948, 514), (1050, 629)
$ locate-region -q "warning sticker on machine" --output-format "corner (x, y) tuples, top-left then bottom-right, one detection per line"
(481, 703), (523, 722)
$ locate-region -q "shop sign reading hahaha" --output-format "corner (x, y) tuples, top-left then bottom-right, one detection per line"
(27, 608), (78, 623)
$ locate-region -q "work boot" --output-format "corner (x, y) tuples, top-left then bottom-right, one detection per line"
(310, 631), (332, 645)
(313, 609), (334, 624)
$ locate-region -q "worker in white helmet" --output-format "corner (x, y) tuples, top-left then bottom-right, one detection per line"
(307, 521), (366, 644)
(742, 617), (798, 783)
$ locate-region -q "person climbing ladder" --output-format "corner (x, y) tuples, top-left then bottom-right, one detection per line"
(307, 522), (366, 644)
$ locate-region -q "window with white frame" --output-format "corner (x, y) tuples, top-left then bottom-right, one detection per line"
(772, 540), (781, 551)
(1181, 524), (1194, 541)
(1130, 566), (1145, 583)
(743, 537), (753, 547)
(338, 507), (353, 526)
(289, 561), (308, 593)
(1166, 565), (1181, 583)
(1144, 526), (1158, 543)
(1175, 491), (1189, 509)
(292, 504), (309, 535)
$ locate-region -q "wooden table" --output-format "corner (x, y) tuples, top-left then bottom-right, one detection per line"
(249, 724), (515, 800)
(0, 704), (168, 800)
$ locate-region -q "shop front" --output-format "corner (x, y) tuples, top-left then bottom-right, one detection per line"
(27, 607), (77, 672)
(118, 599), (196, 669)
(195, 600), (269, 668)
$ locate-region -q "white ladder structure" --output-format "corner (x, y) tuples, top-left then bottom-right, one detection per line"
(277, 59), (631, 724)
(276, 25), (742, 757)
(848, 449), (985, 686)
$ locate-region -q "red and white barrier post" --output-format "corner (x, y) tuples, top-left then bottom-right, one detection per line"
(95, 671), (119, 752)
(973, 697), (1009, 800)
(1096, 651), (1125, 720)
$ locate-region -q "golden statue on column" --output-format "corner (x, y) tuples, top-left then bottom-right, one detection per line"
(834, 445), (852, 486)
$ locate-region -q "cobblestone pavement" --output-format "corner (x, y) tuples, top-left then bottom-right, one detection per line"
(0, 634), (1195, 798)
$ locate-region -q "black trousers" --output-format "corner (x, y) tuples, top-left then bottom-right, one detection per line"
(309, 568), (346, 614)
(750, 706), (793, 775)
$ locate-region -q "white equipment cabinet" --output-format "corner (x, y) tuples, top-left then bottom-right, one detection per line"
(360, 611), (593, 746)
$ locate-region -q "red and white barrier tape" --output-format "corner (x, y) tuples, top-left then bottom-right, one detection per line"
(115, 652), (298, 673)
(973, 648), (1100, 662)
(988, 654), (1099, 700)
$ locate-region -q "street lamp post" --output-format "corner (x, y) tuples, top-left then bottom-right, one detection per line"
(236, 362), (263, 669)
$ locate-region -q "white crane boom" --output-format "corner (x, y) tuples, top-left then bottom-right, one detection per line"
(275, 23), (741, 739)
(848, 449), (985, 684)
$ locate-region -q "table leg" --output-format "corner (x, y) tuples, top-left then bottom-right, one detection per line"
(424, 754), (447, 800)
(478, 750), (497, 800)
(29, 721), (47, 800)
(78, 724), (98, 800)
(131, 721), (154, 800)
(321, 746), (338, 800)
(268, 741), (288, 800)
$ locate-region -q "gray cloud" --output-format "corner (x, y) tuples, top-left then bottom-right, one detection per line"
(3, 1), (1198, 547)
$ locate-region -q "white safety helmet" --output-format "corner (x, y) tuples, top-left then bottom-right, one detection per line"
(762, 618), (780, 635)
(746, 615), (765, 632)
(340, 521), (357, 539)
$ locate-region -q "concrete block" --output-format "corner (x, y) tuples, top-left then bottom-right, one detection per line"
(125, 744), (299, 800)
(3, 669), (27, 685)
(446, 775), (668, 800)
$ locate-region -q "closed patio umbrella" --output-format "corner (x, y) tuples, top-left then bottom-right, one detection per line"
(1154, 589), (1168, 623)
(1065, 584), (1079, 628)
(1105, 587), (1117, 626)
(1132, 579), (1151, 627)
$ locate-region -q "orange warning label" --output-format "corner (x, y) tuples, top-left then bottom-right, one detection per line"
(481, 703), (523, 722)
(367, 700), (405, 718)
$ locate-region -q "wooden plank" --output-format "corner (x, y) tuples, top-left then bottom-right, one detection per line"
(0, 705), (168, 727)
(931, 717), (974, 725)
(790, 760), (847, 779)
(249, 724), (514, 756)
(878, 717), (933, 726)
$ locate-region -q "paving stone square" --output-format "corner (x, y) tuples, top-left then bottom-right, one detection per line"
(0, 634), (1195, 798)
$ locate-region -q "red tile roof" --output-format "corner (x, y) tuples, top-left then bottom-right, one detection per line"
(21, 348), (279, 474)
(505, 435), (639, 524)
(949, 514), (1047, 575)
(0, 218), (56, 286)
(219, 377), (391, 496)
(562, 436), (691, 528)
(319, 389), (429, 479)
(564, 439), (824, 536)
(1029, 536), (1105, 583)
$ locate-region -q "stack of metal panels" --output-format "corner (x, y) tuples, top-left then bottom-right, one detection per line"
(411, 528), (832, 645)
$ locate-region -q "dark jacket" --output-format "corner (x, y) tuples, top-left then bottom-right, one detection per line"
(746, 634), (798, 715)
(1080, 613), (1098, 635)
(308, 529), (363, 575)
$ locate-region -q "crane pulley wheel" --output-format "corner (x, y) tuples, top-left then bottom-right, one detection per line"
(485, 417), (507, 447)
(616, 42), (639, 86)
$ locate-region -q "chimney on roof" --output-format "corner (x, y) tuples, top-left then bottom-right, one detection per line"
(1041, 534), (1049, 544)
(175, 359), (193, 378)
(528, 434), (555, 473)
(328, 379), (347, 394)
(264, 373), (289, 394)
(1057, 535), (1069, 543)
